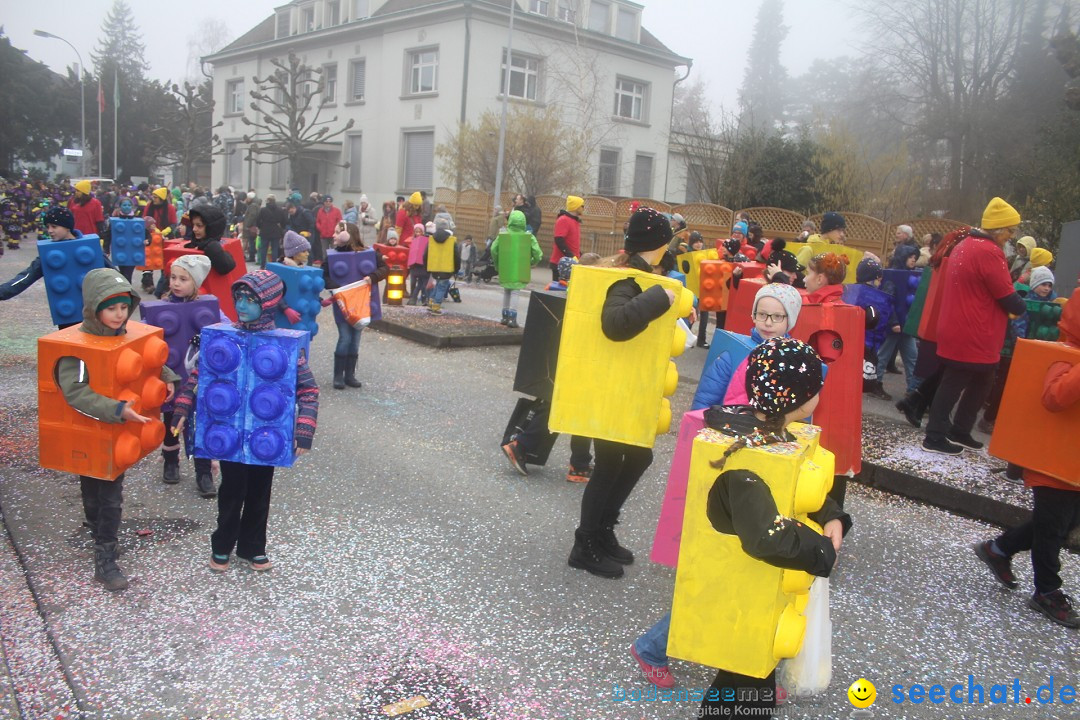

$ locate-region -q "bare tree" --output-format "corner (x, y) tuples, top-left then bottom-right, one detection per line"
(147, 80), (221, 184)
(668, 80), (732, 204)
(239, 53), (354, 189)
(862, 0), (1030, 217)
(186, 18), (232, 81)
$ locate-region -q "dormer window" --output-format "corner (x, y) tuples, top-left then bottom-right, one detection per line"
(529, 0), (550, 15)
(557, 0), (576, 22)
(354, 0), (370, 18)
(276, 10), (290, 38)
(615, 6), (638, 41)
(326, 0), (341, 26)
(301, 5), (316, 32)
(588, 1), (609, 32)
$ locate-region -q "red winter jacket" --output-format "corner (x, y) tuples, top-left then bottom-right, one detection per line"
(315, 205), (343, 239)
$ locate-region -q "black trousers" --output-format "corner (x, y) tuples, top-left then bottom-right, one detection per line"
(924, 361), (995, 443)
(697, 311), (710, 344)
(211, 461), (275, 558)
(577, 439), (652, 533)
(699, 669), (777, 716)
(982, 355), (1013, 423)
(81, 474), (124, 546)
(996, 486), (1080, 594)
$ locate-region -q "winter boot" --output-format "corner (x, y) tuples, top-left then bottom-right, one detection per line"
(333, 354), (346, 390)
(344, 354), (363, 388)
(895, 389), (925, 428)
(428, 302), (443, 315)
(867, 380), (892, 402)
(162, 450), (181, 484)
(194, 459), (217, 498)
(141, 272), (155, 294)
(505, 309), (519, 329)
(568, 530), (624, 578)
(94, 542), (129, 592)
(499, 309), (510, 326)
(597, 524), (634, 565)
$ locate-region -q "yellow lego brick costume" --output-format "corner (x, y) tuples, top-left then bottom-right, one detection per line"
(674, 248), (719, 297)
(669, 423), (835, 678)
(549, 265), (694, 447)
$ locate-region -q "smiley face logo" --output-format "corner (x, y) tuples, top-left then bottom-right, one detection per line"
(848, 678), (876, 708)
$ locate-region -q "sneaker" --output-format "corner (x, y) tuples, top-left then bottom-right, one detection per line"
(502, 440), (528, 476)
(566, 465), (591, 483)
(630, 645), (675, 689)
(696, 341), (710, 349)
(921, 437), (964, 456)
(238, 554), (273, 571)
(947, 432), (984, 451)
(1028, 589), (1080, 629)
(973, 541), (1018, 589)
(209, 553), (230, 572)
(163, 461), (180, 484)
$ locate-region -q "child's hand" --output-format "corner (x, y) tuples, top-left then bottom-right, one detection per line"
(764, 263), (779, 280)
(822, 519), (844, 553)
(121, 402), (152, 424)
(284, 307), (301, 324)
(173, 417), (186, 437)
(295, 447), (307, 457)
(891, 325), (902, 334)
(164, 382), (176, 403)
(733, 265), (744, 278)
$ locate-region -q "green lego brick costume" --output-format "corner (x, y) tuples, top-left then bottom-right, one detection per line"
(492, 210), (542, 290)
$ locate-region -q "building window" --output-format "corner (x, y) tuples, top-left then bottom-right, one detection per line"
(276, 11), (290, 38)
(301, 5), (315, 32)
(500, 51), (539, 101)
(226, 79), (245, 114)
(271, 155), (289, 188)
(633, 154), (653, 197)
(615, 7), (637, 41)
(326, 0), (341, 26)
(349, 59), (366, 101)
(322, 63), (337, 104)
(354, 0), (370, 18)
(347, 134), (362, 188)
(597, 148), (620, 196)
(685, 162), (706, 203)
(226, 142), (243, 188)
(588, 1), (609, 32)
(403, 130), (434, 191)
(408, 49), (438, 94)
(529, 0), (549, 15)
(614, 77), (646, 121)
(557, 0), (576, 22)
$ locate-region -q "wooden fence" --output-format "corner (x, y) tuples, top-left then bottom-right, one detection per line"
(432, 188), (969, 260)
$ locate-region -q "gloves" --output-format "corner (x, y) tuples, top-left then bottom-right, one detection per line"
(283, 307), (301, 324)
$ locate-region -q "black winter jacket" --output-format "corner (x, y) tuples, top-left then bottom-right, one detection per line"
(601, 269), (671, 342)
(185, 205), (236, 275)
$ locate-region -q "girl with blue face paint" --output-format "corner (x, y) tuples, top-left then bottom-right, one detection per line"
(233, 287), (263, 323)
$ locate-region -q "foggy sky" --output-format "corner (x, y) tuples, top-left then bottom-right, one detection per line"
(2, 0), (860, 114)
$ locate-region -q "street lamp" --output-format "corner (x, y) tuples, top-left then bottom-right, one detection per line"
(35, 30), (86, 178)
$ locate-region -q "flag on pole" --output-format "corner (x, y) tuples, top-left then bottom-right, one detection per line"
(97, 78), (104, 114)
(113, 69), (120, 110)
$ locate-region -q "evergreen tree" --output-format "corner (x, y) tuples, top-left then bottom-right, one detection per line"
(738, 0), (789, 130)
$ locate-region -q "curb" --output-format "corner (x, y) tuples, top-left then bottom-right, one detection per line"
(371, 319), (523, 349)
(855, 462), (1080, 552)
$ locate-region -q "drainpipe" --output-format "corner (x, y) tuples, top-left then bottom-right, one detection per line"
(663, 61), (693, 203)
(458, 1), (472, 190)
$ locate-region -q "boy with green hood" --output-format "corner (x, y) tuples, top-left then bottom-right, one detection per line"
(491, 209), (542, 328)
(55, 268), (180, 591)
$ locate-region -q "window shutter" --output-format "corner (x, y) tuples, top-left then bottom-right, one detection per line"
(404, 132), (434, 190)
(352, 60), (366, 100)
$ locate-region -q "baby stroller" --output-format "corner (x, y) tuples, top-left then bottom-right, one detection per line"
(470, 244), (498, 284)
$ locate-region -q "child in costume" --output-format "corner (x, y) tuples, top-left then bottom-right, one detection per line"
(322, 222), (389, 389)
(281, 230), (311, 266)
(0, 206), (111, 328)
(850, 257), (892, 401)
(802, 252), (848, 304)
(567, 207), (680, 579)
(694, 338), (850, 716)
(155, 255), (229, 497)
(103, 196), (147, 283)
(425, 217), (461, 316)
(56, 268), (179, 590)
(974, 288), (1080, 628)
(491, 209), (541, 327)
(406, 223), (430, 306)
(171, 270), (318, 571)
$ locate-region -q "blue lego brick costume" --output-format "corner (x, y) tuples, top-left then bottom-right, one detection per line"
(325, 248), (382, 322)
(266, 263), (325, 337)
(108, 217), (146, 267)
(194, 324), (310, 467)
(38, 235), (107, 326)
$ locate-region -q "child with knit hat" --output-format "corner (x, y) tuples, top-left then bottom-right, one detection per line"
(170, 270), (319, 572)
(148, 254), (230, 497)
(281, 230), (311, 266)
(633, 338), (850, 697)
(54, 268), (180, 591)
(850, 257), (895, 401)
(406, 222), (431, 305)
(1018, 247), (1053, 286)
(0, 206), (112, 328)
(568, 207), (680, 579)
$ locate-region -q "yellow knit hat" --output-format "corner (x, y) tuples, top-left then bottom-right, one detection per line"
(981, 197), (1021, 230)
(153, 187), (168, 201)
(75, 180), (92, 195)
(408, 191), (423, 207)
(566, 195), (584, 213)
(1029, 247), (1053, 268)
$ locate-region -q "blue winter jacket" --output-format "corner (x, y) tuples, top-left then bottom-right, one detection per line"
(692, 327), (780, 410)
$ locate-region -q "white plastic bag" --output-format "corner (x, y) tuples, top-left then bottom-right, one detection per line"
(778, 577), (832, 697)
(676, 319), (696, 352)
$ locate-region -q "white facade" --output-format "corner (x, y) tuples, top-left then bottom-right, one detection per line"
(206, 0), (690, 202)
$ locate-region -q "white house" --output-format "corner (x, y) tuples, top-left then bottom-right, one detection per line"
(205, 0), (691, 202)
